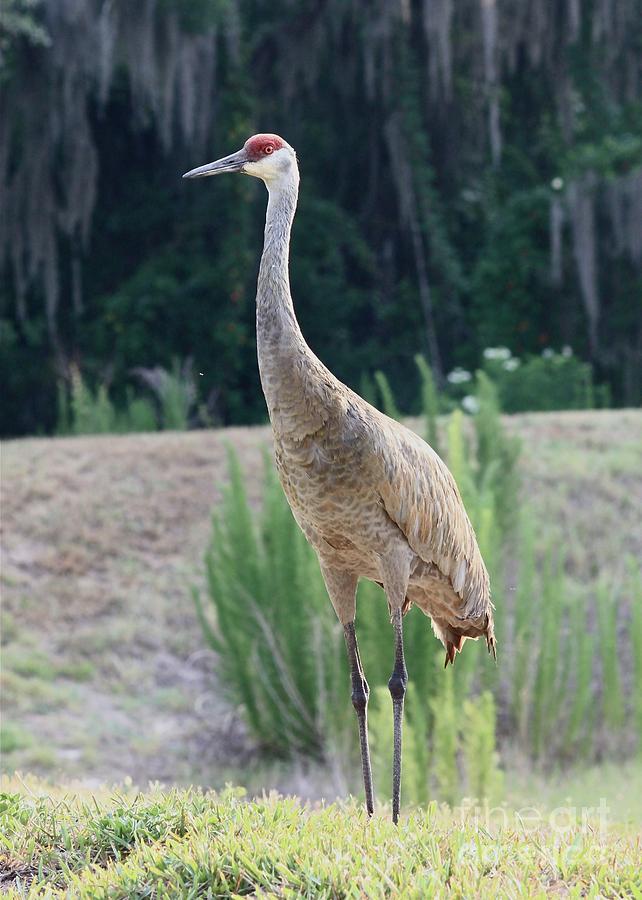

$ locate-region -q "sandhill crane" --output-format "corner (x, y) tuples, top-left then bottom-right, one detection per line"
(184, 134), (496, 823)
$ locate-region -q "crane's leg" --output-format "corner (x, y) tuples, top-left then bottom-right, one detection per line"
(318, 563), (374, 816)
(388, 606), (407, 825)
(344, 621), (374, 816)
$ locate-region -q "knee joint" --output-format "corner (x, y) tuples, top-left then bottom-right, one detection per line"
(351, 679), (369, 713)
(388, 672), (407, 702)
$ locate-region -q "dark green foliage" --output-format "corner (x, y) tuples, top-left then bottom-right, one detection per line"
(469, 189), (552, 357)
(2, 1), (641, 437)
(482, 350), (605, 413)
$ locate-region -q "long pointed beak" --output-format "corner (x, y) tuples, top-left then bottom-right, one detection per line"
(182, 148), (247, 179)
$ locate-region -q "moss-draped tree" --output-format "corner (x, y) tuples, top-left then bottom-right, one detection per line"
(1, 0), (641, 434)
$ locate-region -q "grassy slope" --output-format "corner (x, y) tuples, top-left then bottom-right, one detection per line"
(1, 779), (640, 898)
(1, 411), (641, 796)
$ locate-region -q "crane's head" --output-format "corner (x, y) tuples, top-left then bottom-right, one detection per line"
(182, 133), (297, 187)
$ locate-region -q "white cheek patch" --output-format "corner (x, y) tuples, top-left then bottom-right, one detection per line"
(245, 148), (292, 180)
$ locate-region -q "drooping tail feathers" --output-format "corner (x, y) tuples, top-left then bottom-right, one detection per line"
(444, 623), (497, 668)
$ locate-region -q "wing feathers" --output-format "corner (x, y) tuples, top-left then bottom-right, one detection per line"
(373, 421), (491, 620)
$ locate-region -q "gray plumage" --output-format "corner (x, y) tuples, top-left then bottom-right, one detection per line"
(184, 132), (496, 821)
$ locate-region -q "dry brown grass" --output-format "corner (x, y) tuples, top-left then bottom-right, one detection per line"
(1, 427), (269, 786)
(509, 409), (642, 582)
(1, 410), (641, 787)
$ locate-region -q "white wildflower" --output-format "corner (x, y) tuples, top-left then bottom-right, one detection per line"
(483, 346), (511, 361)
(503, 357), (520, 371)
(447, 367), (472, 384)
(462, 395), (480, 415)
(551, 176), (564, 191)
(542, 348), (555, 359)
(562, 345), (573, 357)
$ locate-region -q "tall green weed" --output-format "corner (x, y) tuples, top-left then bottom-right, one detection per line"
(194, 453), (348, 758)
(373, 370), (402, 421)
(133, 357), (196, 430)
(57, 368), (157, 435)
(414, 354), (441, 455)
(630, 559), (642, 751)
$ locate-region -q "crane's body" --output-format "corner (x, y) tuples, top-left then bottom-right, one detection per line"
(184, 133), (495, 822)
(267, 343), (492, 654)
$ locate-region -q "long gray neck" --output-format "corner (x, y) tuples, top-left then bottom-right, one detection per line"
(256, 170), (320, 426)
(256, 174), (301, 338)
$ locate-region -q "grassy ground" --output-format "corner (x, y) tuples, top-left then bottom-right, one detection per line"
(1, 777), (640, 897)
(2, 411), (641, 794)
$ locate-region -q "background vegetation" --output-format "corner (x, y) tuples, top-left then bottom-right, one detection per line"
(2, 0), (641, 437)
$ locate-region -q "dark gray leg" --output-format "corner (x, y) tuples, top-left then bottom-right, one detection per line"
(344, 621), (374, 816)
(388, 607), (407, 824)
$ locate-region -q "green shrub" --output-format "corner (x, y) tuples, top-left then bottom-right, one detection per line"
(194, 452), (348, 758)
(503, 528), (638, 763)
(358, 371), (378, 407)
(0, 721), (32, 753)
(62, 367), (118, 434)
(118, 390), (158, 433)
(529, 551), (567, 759)
(481, 348), (605, 413)
(444, 348), (608, 414)
(55, 367), (183, 435)
(510, 514), (536, 742)
(133, 357), (196, 430)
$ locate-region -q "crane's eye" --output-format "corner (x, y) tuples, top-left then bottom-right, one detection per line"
(264, 145), (274, 154)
